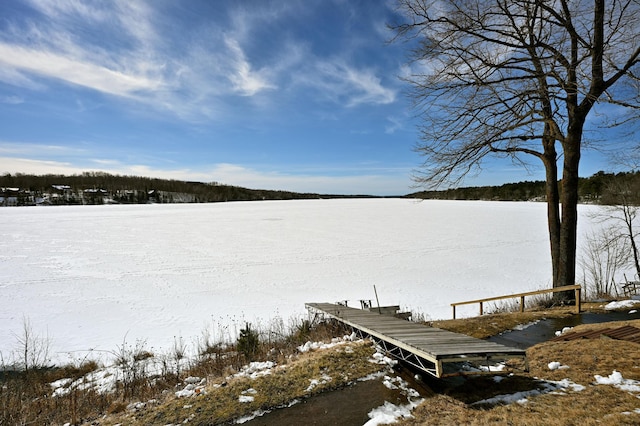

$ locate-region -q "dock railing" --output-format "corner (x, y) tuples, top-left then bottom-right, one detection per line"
(451, 284), (581, 319)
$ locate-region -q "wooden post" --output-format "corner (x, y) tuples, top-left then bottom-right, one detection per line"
(520, 296), (525, 313)
(373, 285), (381, 314)
(452, 305), (457, 319)
(479, 301), (483, 316)
(575, 287), (581, 314)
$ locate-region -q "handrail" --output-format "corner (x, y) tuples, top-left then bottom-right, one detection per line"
(451, 284), (581, 319)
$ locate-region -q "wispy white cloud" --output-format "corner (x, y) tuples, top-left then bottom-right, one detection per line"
(1, 1), (399, 123)
(0, 157), (81, 176)
(0, 43), (162, 97)
(24, 0), (112, 22)
(224, 36), (277, 96)
(342, 66), (396, 106)
(385, 115), (404, 134)
(297, 59), (396, 107)
(0, 141), (86, 156)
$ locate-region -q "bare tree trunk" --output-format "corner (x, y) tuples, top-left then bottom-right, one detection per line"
(543, 139), (561, 288)
(623, 204), (640, 278)
(557, 131), (582, 301)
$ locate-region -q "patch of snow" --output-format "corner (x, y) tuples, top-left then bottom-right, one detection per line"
(594, 371), (640, 393)
(298, 340), (342, 353)
(50, 366), (119, 397)
(358, 371), (387, 382)
(370, 351), (398, 367)
(512, 320), (539, 331)
(235, 399), (300, 424)
(175, 377), (207, 398)
(231, 361), (276, 380)
(548, 361), (570, 371)
(629, 310), (638, 314)
(549, 378), (585, 393)
(126, 401), (147, 412)
(382, 375), (400, 390)
(555, 326), (573, 336)
(305, 374), (332, 392)
(238, 395), (254, 403)
(472, 378), (584, 406)
(604, 300), (640, 311)
(364, 401), (414, 426)
(298, 335), (364, 354)
(364, 375), (423, 426)
(479, 363), (506, 372)
(184, 376), (205, 385)
(235, 409), (270, 424)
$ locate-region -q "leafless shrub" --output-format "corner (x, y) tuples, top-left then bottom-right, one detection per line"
(111, 337), (155, 400)
(579, 228), (628, 298)
(170, 335), (187, 380)
(11, 316), (52, 373)
(0, 314), (353, 424)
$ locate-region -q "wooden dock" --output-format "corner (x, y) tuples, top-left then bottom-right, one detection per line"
(306, 302), (526, 378)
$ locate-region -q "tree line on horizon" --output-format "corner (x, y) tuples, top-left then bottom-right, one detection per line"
(0, 171), (375, 205)
(409, 170), (640, 205)
(1, 170), (638, 206)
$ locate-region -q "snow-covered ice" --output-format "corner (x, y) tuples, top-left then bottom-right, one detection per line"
(0, 198), (618, 364)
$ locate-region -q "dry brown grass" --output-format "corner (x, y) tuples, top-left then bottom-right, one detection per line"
(95, 340), (384, 425)
(0, 319), (352, 425)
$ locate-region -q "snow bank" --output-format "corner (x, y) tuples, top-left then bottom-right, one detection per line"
(50, 366), (120, 396)
(604, 300), (640, 311)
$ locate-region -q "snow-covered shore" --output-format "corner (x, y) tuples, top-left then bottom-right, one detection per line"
(0, 199), (612, 364)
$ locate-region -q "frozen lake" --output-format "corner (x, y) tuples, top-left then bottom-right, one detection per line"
(0, 198), (602, 365)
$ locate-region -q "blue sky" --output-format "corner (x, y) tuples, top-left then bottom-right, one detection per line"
(0, 0), (633, 195)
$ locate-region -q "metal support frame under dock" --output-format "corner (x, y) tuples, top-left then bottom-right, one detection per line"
(306, 302), (526, 378)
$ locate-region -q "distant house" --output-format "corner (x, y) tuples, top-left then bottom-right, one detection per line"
(50, 184), (74, 204)
(83, 188), (108, 204)
(0, 187), (20, 206)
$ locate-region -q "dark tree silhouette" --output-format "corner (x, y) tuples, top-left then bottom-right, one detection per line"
(393, 0), (640, 296)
